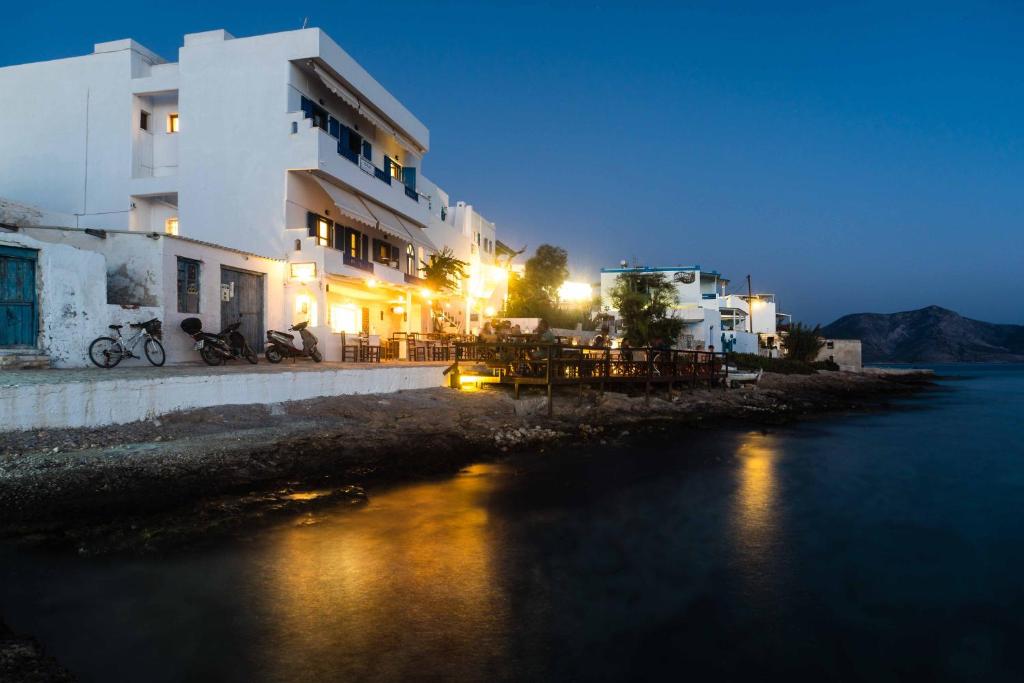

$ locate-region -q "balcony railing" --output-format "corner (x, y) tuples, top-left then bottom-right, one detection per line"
(343, 252), (374, 273)
(404, 273), (427, 285)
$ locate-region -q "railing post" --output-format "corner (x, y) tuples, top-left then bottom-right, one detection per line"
(645, 347), (652, 405)
(546, 344), (553, 416)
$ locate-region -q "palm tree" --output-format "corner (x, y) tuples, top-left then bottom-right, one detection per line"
(421, 247), (468, 292)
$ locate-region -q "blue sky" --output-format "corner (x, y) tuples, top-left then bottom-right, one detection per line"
(3, 1), (1021, 324)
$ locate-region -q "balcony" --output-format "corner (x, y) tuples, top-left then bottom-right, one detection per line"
(404, 186), (419, 202)
(404, 273), (427, 286)
(293, 125), (431, 227)
(343, 252), (374, 273)
(373, 262), (407, 287)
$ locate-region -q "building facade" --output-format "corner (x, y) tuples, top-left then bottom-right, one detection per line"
(0, 28), (506, 363)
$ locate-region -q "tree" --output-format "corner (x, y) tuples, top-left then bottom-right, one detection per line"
(503, 244), (569, 318)
(610, 271), (684, 346)
(421, 247), (467, 293)
(782, 322), (825, 362)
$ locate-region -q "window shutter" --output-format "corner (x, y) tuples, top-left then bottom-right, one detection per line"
(362, 234), (369, 260)
(384, 156), (392, 178)
(362, 140), (372, 160)
(339, 125), (350, 148)
(300, 97), (313, 119)
(328, 116), (340, 139)
(403, 166), (416, 191)
(307, 212), (317, 237)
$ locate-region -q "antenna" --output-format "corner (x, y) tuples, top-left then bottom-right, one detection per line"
(301, 17), (308, 29)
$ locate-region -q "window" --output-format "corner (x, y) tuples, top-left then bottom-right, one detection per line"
(306, 212), (333, 247)
(165, 217), (179, 235)
(372, 239), (400, 267)
(406, 243), (416, 275)
(176, 257), (200, 313)
(140, 110), (150, 131)
(167, 113), (179, 133)
(390, 159), (403, 182)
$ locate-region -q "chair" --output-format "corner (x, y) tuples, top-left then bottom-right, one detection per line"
(341, 333), (360, 362)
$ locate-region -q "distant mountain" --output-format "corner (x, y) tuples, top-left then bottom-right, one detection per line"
(820, 306), (1024, 363)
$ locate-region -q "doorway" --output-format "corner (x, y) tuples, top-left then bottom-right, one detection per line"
(0, 245), (38, 347)
(220, 266), (265, 351)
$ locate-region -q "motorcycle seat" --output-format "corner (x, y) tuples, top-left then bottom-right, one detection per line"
(276, 332), (295, 340)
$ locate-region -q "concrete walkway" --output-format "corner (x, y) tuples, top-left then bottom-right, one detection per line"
(0, 361), (450, 431)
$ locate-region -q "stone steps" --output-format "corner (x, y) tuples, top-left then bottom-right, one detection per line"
(0, 351), (50, 370)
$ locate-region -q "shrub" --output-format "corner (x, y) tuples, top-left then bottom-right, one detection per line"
(727, 352), (816, 375)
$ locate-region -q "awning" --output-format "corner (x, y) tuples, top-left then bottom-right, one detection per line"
(395, 213), (437, 252)
(357, 197), (406, 242)
(310, 62), (424, 156)
(313, 177), (376, 229)
(357, 197), (436, 252)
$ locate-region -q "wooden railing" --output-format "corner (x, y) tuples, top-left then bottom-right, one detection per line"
(449, 342), (728, 415)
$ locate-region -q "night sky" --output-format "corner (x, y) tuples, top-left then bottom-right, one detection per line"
(3, 1), (1021, 325)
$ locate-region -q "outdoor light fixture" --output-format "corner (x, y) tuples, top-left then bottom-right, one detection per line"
(391, 305), (405, 315)
(484, 306), (496, 317)
(367, 277), (378, 288)
(419, 287), (431, 298)
(290, 262), (317, 281)
(558, 281), (593, 303)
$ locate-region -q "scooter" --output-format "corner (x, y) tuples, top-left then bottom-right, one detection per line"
(180, 317), (259, 366)
(265, 320), (322, 363)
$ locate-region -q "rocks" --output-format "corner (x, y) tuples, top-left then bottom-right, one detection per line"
(491, 425), (562, 449)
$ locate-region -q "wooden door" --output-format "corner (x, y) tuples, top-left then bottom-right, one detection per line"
(0, 245), (38, 347)
(220, 266), (265, 351)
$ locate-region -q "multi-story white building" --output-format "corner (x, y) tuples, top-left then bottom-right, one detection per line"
(0, 27), (505, 363)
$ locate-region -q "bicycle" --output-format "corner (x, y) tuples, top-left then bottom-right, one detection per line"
(88, 319), (166, 368)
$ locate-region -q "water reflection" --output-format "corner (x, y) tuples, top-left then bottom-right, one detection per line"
(733, 432), (780, 581)
(258, 464), (510, 681)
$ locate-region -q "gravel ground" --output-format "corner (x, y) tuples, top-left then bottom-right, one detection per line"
(0, 370), (935, 539)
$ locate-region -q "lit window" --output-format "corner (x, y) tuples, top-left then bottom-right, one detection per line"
(140, 110), (150, 131)
(390, 160), (403, 181)
(316, 218), (331, 246)
(165, 217), (179, 235)
(167, 113), (180, 133)
(406, 243), (416, 275)
(330, 304), (359, 333)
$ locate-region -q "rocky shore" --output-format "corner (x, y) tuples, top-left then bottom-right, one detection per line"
(0, 370), (936, 554)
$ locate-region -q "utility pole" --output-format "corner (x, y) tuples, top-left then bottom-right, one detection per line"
(746, 274), (754, 333)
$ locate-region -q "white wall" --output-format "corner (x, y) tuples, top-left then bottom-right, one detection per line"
(0, 230), (107, 366)
(0, 364), (447, 430)
(0, 44), (155, 228)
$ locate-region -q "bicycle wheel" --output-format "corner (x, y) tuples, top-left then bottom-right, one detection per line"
(144, 338), (166, 367)
(89, 337), (123, 368)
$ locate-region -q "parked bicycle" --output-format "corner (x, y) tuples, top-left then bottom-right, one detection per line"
(88, 319), (165, 368)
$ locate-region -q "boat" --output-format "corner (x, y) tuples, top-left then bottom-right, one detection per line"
(725, 367), (763, 387)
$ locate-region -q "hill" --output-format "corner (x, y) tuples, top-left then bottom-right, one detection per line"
(820, 306), (1024, 363)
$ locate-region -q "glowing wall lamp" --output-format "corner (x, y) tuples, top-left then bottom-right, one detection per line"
(290, 262), (317, 281)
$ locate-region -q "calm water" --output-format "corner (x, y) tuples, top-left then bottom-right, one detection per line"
(2, 365), (1024, 681)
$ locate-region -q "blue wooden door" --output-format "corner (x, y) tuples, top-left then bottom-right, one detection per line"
(0, 245), (38, 347)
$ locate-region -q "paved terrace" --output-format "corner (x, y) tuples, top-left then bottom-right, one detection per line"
(0, 361), (450, 431)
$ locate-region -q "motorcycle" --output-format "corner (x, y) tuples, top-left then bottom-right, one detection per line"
(265, 321), (322, 363)
(180, 317), (258, 366)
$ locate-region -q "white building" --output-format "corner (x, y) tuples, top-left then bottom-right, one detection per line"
(599, 265), (784, 353)
(0, 28), (506, 363)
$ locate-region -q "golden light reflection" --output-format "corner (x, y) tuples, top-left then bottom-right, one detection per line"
(258, 464), (509, 680)
(734, 431), (779, 556)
